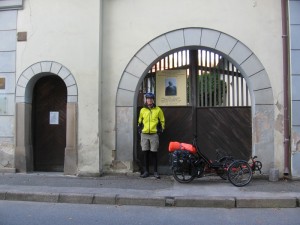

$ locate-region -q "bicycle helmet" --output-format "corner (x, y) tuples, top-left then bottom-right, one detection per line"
(145, 92), (155, 99)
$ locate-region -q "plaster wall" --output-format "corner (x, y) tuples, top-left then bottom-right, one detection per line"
(16, 0), (101, 175)
(0, 9), (17, 171)
(102, 0), (284, 172)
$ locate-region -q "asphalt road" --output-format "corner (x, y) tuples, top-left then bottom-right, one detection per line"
(0, 200), (299, 225)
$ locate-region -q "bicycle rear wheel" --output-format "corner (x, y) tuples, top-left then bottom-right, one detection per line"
(172, 169), (196, 183)
(227, 160), (253, 187)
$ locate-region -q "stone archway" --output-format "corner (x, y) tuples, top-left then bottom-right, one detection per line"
(115, 28), (275, 173)
(15, 61), (78, 175)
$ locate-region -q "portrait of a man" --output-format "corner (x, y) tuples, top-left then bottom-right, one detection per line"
(165, 78), (177, 96)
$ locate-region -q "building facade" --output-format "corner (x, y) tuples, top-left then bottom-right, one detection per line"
(0, 0), (299, 178)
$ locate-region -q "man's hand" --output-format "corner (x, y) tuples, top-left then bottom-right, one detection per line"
(158, 129), (164, 135)
(137, 124), (143, 134)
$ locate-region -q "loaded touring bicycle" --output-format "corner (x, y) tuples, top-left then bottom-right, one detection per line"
(168, 136), (262, 187)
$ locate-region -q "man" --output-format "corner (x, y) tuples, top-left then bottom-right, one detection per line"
(138, 92), (165, 178)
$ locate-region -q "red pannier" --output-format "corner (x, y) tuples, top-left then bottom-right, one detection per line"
(168, 141), (197, 154)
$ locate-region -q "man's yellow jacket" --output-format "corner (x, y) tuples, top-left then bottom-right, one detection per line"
(138, 105), (165, 134)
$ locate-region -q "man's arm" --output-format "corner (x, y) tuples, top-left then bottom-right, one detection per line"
(158, 109), (165, 130)
(138, 108), (143, 125)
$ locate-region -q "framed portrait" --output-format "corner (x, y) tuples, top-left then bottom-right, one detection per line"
(156, 70), (187, 106)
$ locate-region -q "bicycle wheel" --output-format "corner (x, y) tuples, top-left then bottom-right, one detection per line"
(217, 157), (234, 180)
(227, 160), (253, 187)
(172, 168), (196, 183)
(255, 161), (262, 172)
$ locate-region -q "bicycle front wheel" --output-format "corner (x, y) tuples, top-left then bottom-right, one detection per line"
(172, 169), (196, 183)
(227, 160), (253, 187)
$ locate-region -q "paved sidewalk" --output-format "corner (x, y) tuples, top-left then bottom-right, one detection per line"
(0, 172), (299, 208)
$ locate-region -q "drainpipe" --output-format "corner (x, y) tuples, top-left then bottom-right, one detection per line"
(99, 0), (103, 175)
(281, 0), (290, 176)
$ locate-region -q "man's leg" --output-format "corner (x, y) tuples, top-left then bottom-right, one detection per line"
(149, 134), (160, 179)
(141, 150), (150, 177)
(150, 151), (158, 172)
(140, 134), (150, 178)
(151, 151), (160, 179)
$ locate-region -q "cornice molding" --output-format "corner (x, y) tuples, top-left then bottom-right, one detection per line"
(0, 0), (23, 11)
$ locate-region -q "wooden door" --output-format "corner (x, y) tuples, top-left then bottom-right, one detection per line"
(32, 75), (67, 172)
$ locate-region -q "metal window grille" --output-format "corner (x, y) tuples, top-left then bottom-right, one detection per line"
(140, 49), (251, 107)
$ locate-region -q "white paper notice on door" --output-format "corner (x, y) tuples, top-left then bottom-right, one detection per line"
(49, 111), (59, 125)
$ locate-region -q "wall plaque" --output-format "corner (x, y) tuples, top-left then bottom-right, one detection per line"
(156, 69), (187, 106)
(49, 111), (59, 125)
(0, 78), (5, 89)
(17, 32), (27, 42)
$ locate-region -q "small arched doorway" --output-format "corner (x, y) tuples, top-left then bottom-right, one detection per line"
(15, 61), (78, 175)
(32, 75), (67, 172)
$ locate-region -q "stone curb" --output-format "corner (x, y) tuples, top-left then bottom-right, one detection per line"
(5, 192), (59, 203)
(236, 197), (298, 208)
(0, 191), (6, 200)
(58, 193), (94, 204)
(175, 196), (235, 208)
(1, 191), (300, 208)
(93, 193), (117, 205)
(117, 195), (166, 207)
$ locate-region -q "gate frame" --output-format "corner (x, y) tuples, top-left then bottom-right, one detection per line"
(115, 28), (275, 173)
(15, 61), (78, 175)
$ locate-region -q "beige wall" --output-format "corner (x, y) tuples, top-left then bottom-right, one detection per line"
(102, 0), (284, 171)
(16, 0), (101, 175)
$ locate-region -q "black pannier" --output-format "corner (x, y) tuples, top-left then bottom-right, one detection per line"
(169, 150), (195, 173)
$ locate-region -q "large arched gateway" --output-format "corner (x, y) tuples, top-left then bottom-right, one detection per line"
(116, 28), (274, 174)
(135, 48), (253, 173)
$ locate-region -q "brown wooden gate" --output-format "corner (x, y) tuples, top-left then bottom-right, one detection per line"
(32, 75), (67, 172)
(136, 106), (251, 173)
(196, 107), (251, 160)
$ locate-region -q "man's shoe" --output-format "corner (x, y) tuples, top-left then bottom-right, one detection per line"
(154, 172), (160, 179)
(140, 171), (149, 178)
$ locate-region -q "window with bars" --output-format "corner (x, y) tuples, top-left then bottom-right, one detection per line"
(139, 49), (251, 107)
